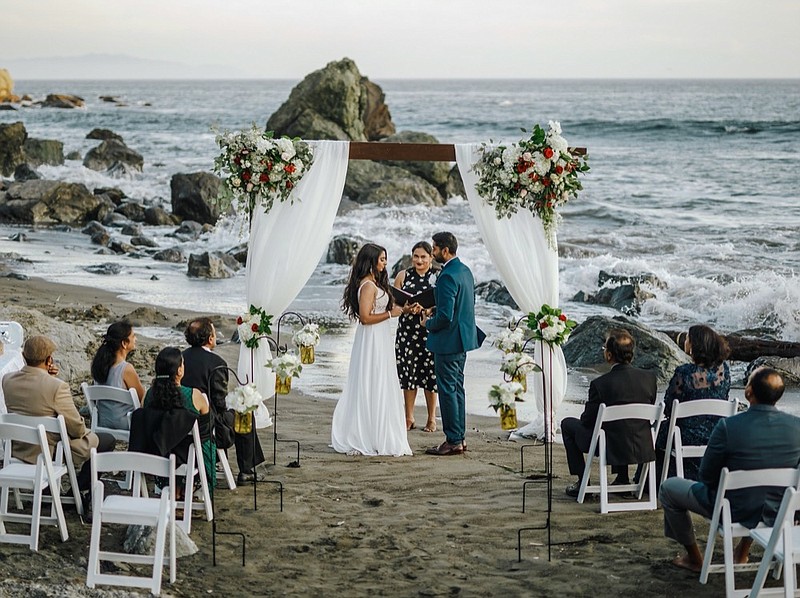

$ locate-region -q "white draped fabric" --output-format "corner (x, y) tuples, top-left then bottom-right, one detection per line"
(455, 144), (567, 440)
(237, 140), (350, 394)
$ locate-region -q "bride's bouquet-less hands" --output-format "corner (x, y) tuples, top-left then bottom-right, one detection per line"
(473, 121), (589, 249)
(213, 124), (314, 218)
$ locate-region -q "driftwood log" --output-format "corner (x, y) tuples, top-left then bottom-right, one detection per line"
(661, 330), (800, 362)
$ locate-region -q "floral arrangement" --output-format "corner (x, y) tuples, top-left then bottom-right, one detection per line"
(292, 322), (321, 348)
(237, 305), (273, 349)
(266, 353), (303, 379)
(224, 383), (263, 414)
(212, 125), (314, 218)
(493, 326), (526, 353)
(527, 304), (577, 346)
(488, 381), (525, 411)
(500, 352), (541, 377)
(472, 121), (589, 249)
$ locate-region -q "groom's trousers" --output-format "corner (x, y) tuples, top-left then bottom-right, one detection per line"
(435, 352), (467, 445)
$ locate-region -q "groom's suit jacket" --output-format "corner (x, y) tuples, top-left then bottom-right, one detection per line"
(425, 257), (480, 355)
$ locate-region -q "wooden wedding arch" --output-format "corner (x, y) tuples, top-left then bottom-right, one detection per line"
(348, 141), (586, 161)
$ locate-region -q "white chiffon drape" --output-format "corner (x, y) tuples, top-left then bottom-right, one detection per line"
(455, 143), (567, 440)
(237, 140), (350, 393)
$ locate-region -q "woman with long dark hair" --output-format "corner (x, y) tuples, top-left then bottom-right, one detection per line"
(657, 324), (732, 481)
(90, 321), (146, 429)
(143, 347), (216, 485)
(331, 243), (412, 456)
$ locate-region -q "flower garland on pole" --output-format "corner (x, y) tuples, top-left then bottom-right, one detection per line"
(526, 304), (577, 346)
(237, 305), (273, 350)
(212, 125), (314, 222)
(472, 121), (589, 250)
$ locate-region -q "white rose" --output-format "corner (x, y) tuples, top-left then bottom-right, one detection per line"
(541, 326), (558, 341)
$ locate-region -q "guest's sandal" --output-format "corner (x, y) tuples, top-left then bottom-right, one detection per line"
(422, 422), (436, 433)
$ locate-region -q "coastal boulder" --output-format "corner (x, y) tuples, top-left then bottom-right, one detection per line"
(475, 280), (519, 310)
(572, 270), (666, 315)
(344, 161), (443, 206)
(327, 235), (362, 265)
(144, 205), (178, 226)
(0, 180), (103, 224)
(115, 201), (146, 222)
(381, 131), (451, 197)
(13, 163), (41, 182)
(23, 138), (65, 167)
(446, 165), (466, 199)
(0, 121), (27, 176)
(40, 94), (85, 109)
(187, 251), (240, 278)
(86, 128), (124, 143)
(153, 247), (186, 263)
(170, 172), (221, 225)
(563, 315), (689, 384)
(83, 139), (144, 173)
(745, 357), (800, 387)
(266, 58), (395, 142)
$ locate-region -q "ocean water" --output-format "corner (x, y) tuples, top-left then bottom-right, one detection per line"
(1, 78), (799, 418)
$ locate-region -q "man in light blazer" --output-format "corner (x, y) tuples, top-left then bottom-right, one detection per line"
(421, 231), (483, 456)
(561, 328), (658, 497)
(660, 367), (800, 572)
(2, 335), (115, 505)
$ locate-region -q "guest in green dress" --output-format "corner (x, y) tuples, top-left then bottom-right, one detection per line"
(142, 346), (216, 487)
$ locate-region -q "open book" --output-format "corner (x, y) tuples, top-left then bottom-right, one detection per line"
(390, 286), (436, 309)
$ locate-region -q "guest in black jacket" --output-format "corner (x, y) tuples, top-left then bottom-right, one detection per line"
(561, 328), (658, 498)
(181, 317), (266, 484)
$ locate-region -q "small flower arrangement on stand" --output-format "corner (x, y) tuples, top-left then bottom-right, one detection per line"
(526, 304), (577, 346)
(237, 305), (273, 349)
(213, 125), (314, 222)
(292, 322), (321, 364)
(500, 351), (541, 395)
(488, 381), (525, 430)
(473, 121), (589, 249)
(225, 383), (265, 435)
(266, 353), (303, 395)
(493, 326), (526, 354)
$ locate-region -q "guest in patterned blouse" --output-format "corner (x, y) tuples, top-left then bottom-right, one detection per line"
(656, 324), (731, 482)
(394, 241), (439, 432)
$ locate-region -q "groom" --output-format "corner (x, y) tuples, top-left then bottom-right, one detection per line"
(421, 231), (482, 456)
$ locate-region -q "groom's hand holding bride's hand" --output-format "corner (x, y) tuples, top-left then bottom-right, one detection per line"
(390, 304), (403, 318)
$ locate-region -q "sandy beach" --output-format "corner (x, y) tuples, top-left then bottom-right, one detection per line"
(0, 274), (780, 597)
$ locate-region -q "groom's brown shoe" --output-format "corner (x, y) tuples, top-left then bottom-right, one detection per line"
(425, 442), (464, 456)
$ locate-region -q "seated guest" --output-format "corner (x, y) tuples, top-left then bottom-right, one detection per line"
(2, 335), (116, 513)
(561, 328), (657, 497)
(656, 324), (731, 482)
(133, 347), (216, 486)
(660, 367), (800, 572)
(90, 321), (146, 430)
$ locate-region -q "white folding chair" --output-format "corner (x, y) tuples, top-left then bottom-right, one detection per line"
(660, 398), (738, 486)
(0, 413), (84, 517)
(0, 321), (24, 352)
(0, 421), (69, 550)
(81, 382), (140, 440)
(87, 448), (176, 596)
(700, 466), (800, 597)
(174, 421), (213, 534)
(217, 448), (236, 489)
(750, 486), (800, 597)
(577, 402), (665, 513)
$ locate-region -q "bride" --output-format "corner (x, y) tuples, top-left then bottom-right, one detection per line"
(331, 243), (412, 456)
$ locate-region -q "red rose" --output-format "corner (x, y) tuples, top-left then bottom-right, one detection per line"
(516, 160), (527, 174)
(242, 171), (251, 181)
(558, 314), (567, 321)
(540, 322), (548, 329)
(233, 156), (241, 165)
(266, 162), (273, 171)
(251, 323), (259, 333)
(286, 180), (293, 189)
(529, 173), (538, 181)
(555, 165), (563, 175)
(259, 173), (268, 182)
(543, 147), (554, 159)
(236, 316), (243, 325)
(542, 177), (551, 187)
(284, 163), (296, 174)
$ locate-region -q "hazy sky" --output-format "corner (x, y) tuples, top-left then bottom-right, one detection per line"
(3, 0), (799, 79)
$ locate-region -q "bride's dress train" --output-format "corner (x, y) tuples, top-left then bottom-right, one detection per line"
(331, 282), (412, 457)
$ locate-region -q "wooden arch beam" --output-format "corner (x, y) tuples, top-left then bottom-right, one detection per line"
(348, 142), (587, 162)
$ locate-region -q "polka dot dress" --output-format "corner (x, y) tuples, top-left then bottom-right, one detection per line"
(395, 268), (437, 392)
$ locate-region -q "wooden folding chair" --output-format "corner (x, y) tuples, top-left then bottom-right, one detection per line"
(86, 449), (176, 596)
(0, 421), (69, 550)
(577, 402), (665, 513)
(700, 466), (800, 597)
(660, 398), (737, 486)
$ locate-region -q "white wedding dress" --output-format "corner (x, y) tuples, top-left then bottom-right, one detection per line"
(331, 281), (413, 457)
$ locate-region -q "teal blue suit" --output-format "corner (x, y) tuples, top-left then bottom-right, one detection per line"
(425, 257), (480, 445)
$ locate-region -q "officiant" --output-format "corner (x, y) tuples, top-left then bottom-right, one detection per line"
(393, 241), (440, 433)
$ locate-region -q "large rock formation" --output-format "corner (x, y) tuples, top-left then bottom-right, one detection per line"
(23, 138), (64, 167)
(40, 94), (85, 109)
(380, 131), (451, 196)
(0, 121), (27, 176)
(83, 139), (144, 173)
(266, 58), (395, 141)
(0, 180), (104, 224)
(170, 172), (221, 225)
(343, 161), (443, 207)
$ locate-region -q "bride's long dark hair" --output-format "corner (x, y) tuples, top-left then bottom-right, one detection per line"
(341, 243), (394, 321)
